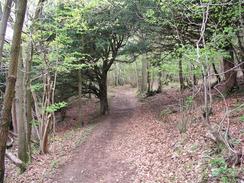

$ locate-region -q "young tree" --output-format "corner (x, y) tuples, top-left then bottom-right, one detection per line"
(24, 0), (47, 156)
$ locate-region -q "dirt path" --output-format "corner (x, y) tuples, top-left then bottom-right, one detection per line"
(7, 86), (244, 182)
(49, 87), (209, 183)
(51, 87), (139, 183)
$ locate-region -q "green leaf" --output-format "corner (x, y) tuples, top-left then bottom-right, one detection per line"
(45, 102), (67, 113)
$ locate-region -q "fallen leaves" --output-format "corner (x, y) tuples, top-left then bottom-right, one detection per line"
(5, 87), (244, 182)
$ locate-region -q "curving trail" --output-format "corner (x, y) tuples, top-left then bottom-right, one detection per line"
(49, 87), (207, 183)
(51, 87), (139, 183)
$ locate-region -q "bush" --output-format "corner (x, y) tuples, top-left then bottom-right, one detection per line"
(210, 157), (237, 183)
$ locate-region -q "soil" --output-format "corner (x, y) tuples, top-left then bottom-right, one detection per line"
(6, 86), (244, 183)
(50, 87), (139, 183)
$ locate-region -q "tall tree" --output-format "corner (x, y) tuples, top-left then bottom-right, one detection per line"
(55, 0), (131, 115)
(16, 47), (28, 172)
(0, 0), (27, 182)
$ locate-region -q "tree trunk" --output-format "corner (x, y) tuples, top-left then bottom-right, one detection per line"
(157, 71), (162, 93)
(0, 0), (13, 64)
(239, 57), (244, 77)
(134, 62), (139, 89)
(78, 70), (83, 126)
(236, 33), (244, 77)
(0, 0), (27, 182)
(193, 74), (198, 86)
(210, 63), (221, 88)
(99, 74), (109, 115)
(88, 81), (92, 99)
(16, 47), (28, 172)
(179, 59), (185, 91)
(100, 95), (109, 115)
(150, 67), (155, 91)
(147, 62), (151, 93)
(40, 64), (52, 154)
(11, 100), (17, 133)
(237, 0), (244, 77)
(141, 56), (147, 93)
(223, 48), (238, 93)
(41, 116), (51, 154)
(114, 63), (119, 86)
(190, 64), (198, 87)
(6, 150), (25, 170)
(24, 42), (33, 161)
(212, 63), (221, 83)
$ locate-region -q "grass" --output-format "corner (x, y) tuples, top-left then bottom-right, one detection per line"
(50, 159), (59, 170)
(159, 108), (173, 118)
(75, 123), (97, 146)
(210, 157), (237, 183)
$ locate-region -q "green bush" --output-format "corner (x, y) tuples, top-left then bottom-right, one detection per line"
(210, 157), (237, 183)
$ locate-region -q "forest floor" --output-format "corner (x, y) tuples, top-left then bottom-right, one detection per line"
(5, 85), (244, 183)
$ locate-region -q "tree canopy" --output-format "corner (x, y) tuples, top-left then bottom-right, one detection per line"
(0, 0), (243, 182)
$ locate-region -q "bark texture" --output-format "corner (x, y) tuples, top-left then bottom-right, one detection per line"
(223, 49), (238, 93)
(99, 74), (109, 115)
(157, 71), (162, 93)
(24, 42), (33, 160)
(179, 59), (185, 91)
(16, 48), (28, 172)
(212, 63), (221, 83)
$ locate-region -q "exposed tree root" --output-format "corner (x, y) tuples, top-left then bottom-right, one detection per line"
(5, 150), (25, 170)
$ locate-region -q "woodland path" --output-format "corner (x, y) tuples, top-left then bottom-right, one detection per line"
(51, 87), (139, 183)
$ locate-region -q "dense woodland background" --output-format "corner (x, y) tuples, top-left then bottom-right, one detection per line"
(0, 0), (243, 182)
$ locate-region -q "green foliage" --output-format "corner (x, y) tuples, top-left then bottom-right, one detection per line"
(45, 102), (67, 113)
(160, 108), (172, 118)
(240, 115), (244, 123)
(210, 157), (237, 183)
(31, 120), (40, 127)
(31, 83), (43, 92)
(184, 96), (193, 109)
(8, 0), (242, 180)
(32, 0), (243, 102)
(56, 62), (88, 73)
(50, 159), (59, 170)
